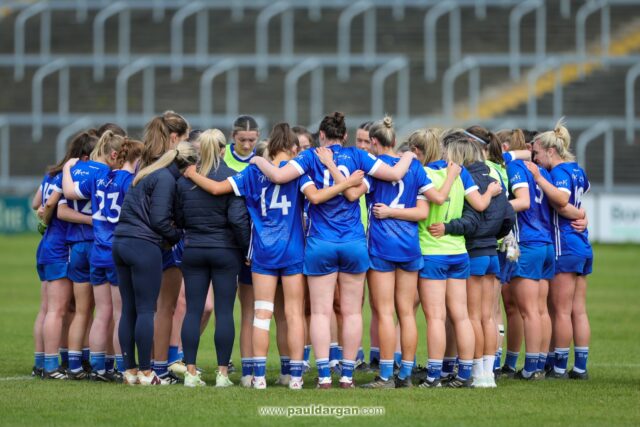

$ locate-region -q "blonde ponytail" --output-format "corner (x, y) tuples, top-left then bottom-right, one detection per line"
(133, 141), (198, 186)
(197, 129), (226, 177)
(90, 130), (125, 163)
(535, 117), (575, 161)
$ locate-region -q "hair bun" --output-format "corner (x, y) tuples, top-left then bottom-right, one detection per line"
(382, 115), (393, 129)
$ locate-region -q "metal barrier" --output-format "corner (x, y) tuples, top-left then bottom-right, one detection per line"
(442, 57), (479, 124)
(0, 117), (9, 188)
(200, 59), (240, 125)
(116, 58), (156, 129)
(55, 116), (95, 162)
(284, 58), (323, 126)
(625, 62), (640, 144)
(93, 2), (131, 81)
(171, 2), (210, 81)
(577, 121), (614, 192)
(526, 57), (563, 130)
(371, 57), (410, 121)
(337, 0), (376, 81)
(32, 59), (70, 141)
(576, 0), (611, 77)
(255, 1), (295, 81)
(509, 0), (546, 80)
(14, 2), (51, 80)
(424, 0), (461, 82)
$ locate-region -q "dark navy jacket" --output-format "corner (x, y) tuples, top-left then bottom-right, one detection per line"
(174, 160), (250, 255)
(114, 162), (182, 248)
(444, 161), (516, 257)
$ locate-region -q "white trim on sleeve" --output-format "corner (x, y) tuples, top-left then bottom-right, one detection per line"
(464, 185), (479, 195)
(290, 160), (305, 176)
(227, 177), (241, 197)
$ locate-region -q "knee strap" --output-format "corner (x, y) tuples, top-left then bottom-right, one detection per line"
(253, 317), (271, 331)
(254, 300), (274, 312)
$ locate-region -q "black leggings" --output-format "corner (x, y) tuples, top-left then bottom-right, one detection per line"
(181, 247), (242, 367)
(112, 237), (162, 371)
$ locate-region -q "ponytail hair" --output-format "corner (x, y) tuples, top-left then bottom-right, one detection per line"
(406, 128), (443, 165)
(141, 111), (189, 169)
(319, 111), (347, 141)
(368, 115), (395, 148)
(133, 141), (198, 186)
(197, 129), (226, 177)
(496, 128), (527, 151)
(466, 125), (503, 166)
(267, 122), (298, 158)
(90, 130), (126, 164)
(445, 137), (485, 167)
(534, 117), (574, 161)
(116, 138), (144, 169)
(48, 131), (98, 177)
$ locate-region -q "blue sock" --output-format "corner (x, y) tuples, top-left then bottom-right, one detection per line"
(369, 347), (380, 364)
(280, 357), (291, 376)
(537, 352), (547, 372)
(337, 346), (343, 362)
(356, 347), (365, 363)
(253, 357), (267, 377)
(393, 352), (402, 368)
(398, 360), (414, 380)
(58, 348), (68, 366)
(573, 347), (589, 373)
(341, 359), (355, 379)
(115, 354), (125, 372)
(68, 350), (82, 372)
(168, 345), (180, 365)
(303, 345), (311, 363)
(153, 360), (168, 377)
(554, 347), (570, 374)
(241, 358), (254, 376)
(44, 354), (59, 372)
(457, 359), (473, 381)
(35, 352), (45, 370)
(505, 351), (519, 370)
(317, 358), (330, 379)
(90, 352), (106, 374)
(442, 357), (456, 377)
(290, 360), (303, 379)
(427, 359), (443, 382)
(523, 353), (538, 377)
(105, 354), (115, 372)
(329, 343), (339, 363)
(82, 348), (90, 363)
(178, 349), (184, 361)
(379, 359), (394, 381)
(494, 348), (503, 370)
(545, 352), (555, 371)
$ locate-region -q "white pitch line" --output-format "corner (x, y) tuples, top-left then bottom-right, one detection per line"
(0, 376), (33, 381)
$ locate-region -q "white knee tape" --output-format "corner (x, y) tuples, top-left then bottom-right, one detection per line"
(253, 317), (271, 331)
(254, 300), (274, 312)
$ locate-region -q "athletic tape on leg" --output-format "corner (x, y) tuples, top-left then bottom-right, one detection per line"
(254, 300), (274, 312)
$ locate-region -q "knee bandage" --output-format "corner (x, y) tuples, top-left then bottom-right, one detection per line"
(253, 300), (274, 331)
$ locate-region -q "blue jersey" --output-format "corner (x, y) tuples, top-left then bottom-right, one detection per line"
(368, 156), (433, 262)
(550, 162), (592, 258)
(76, 169), (134, 267)
(66, 160), (109, 243)
(229, 162), (313, 269)
(507, 159), (553, 246)
(36, 172), (69, 265)
(290, 145), (379, 242)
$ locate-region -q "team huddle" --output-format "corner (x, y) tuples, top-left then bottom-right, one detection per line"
(32, 110), (592, 389)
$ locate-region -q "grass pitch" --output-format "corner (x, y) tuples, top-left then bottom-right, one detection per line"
(0, 234), (638, 426)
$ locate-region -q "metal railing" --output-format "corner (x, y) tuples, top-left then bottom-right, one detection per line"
(576, 121), (614, 192)
(509, 0), (546, 80)
(424, 0), (461, 82)
(115, 58), (156, 130)
(337, 0), (376, 81)
(576, 0), (611, 77)
(32, 59), (70, 141)
(526, 57), (563, 130)
(199, 60), (240, 126)
(171, 2), (211, 81)
(93, 1), (131, 81)
(371, 57), (410, 120)
(14, 2), (51, 80)
(284, 58), (323, 126)
(625, 62), (640, 144)
(255, 1), (295, 81)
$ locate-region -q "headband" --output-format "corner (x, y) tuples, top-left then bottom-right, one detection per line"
(463, 130), (489, 145)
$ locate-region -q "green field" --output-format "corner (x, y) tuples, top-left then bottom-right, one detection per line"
(0, 234), (638, 426)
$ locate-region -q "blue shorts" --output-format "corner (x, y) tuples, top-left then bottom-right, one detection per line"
(252, 261), (304, 277)
(512, 243), (555, 281)
(68, 241), (92, 283)
(470, 255), (500, 276)
(419, 254), (470, 280)
(239, 263), (253, 285)
(90, 265), (118, 286)
(555, 255), (593, 276)
(162, 240), (184, 271)
(497, 251), (517, 284)
(369, 255), (424, 273)
(304, 237), (369, 276)
(37, 262), (68, 282)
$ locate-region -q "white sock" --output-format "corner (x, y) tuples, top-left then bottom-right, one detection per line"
(483, 355), (495, 376)
(472, 358), (483, 378)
